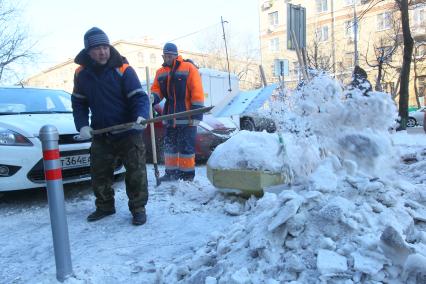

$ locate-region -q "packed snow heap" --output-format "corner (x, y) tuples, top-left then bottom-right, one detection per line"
(160, 73), (426, 283)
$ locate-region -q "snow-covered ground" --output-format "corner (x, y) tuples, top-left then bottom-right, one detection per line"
(1, 73), (426, 283)
(0, 165), (241, 284)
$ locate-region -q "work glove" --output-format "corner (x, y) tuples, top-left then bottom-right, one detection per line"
(79, 126), (93, 140)
(135, 116), (147, 129)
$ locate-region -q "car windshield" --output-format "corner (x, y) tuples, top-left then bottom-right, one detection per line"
(0, 88), (72, 115)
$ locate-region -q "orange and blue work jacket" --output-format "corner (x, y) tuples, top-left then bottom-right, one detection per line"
(151, 55), (204, 125)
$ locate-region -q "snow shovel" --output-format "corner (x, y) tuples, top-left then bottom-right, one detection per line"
(145, 67), (161, 186)
(91, 106), (214, 135)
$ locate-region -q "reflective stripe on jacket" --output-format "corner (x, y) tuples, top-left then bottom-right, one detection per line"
(151, 55), (204, 125)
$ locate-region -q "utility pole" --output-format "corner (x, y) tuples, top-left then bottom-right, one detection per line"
(353, 1), (359, 66)
(221, 16), (232, 93)
(331, 0), (336, 77)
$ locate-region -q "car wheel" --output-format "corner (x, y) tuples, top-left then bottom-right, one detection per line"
(240, 118), (256, 131)
(407, 117), (417, 128)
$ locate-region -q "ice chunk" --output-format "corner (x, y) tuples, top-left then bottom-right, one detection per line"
(310, 159), (338, 192)
(402, 253), (426, 283)
(351, 251), (384, 275)
(268, 198), (303, 232)
(380, 226), (413, 265)
(317, 249), (348, 274)
(205, 276), (217, 284)
(230, 267), (251, 284)
(224, 202), (243, 216)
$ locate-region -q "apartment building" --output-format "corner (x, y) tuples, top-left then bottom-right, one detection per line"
(258, 0), (426, 106)
(24, 41), (261, 92)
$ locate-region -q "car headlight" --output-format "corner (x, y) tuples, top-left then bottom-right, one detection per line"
(0, 128), (33, 146)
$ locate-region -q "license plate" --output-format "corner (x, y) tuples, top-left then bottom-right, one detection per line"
(60, 154), (90, 169)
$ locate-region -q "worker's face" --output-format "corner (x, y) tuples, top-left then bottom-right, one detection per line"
(88, 45), (110, 65)
(162, 53), (177, 66)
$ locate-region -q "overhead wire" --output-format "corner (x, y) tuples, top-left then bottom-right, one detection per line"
(167, 22), (222, 43)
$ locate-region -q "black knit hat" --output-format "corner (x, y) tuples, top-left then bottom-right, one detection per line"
(163, 42), (178, 55)
(84, 27), (110, 50)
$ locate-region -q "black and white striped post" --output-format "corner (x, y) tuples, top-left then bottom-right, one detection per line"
(39, 125), (73, 282)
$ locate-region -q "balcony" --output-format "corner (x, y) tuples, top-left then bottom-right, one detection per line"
(412, 25), (426, 42)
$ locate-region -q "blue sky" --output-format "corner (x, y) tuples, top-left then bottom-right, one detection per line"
(22, 0), (259, 72)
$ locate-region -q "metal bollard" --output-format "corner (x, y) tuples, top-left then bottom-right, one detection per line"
(39, 125), (73, 282)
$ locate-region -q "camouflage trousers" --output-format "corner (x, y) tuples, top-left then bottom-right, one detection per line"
(90, 132), (148, 214)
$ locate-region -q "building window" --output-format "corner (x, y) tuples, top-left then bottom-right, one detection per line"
(344, 20), (355, 38)
(292, 61), (300, 77)
(269, 37), (279, 53)
(137, 52), (145, 65)
(270, 63), (275, 77)
(150, 54), (156, 65)
(419, 76), (426, 98)
(316, 0), (328, 13)
(413, 5), (426, 27)
(415, 43), (426, 58)
(377, 12), (392, 31)
(316, 25), (329, 42)
(344, 52), (354, 67)
(344, 0), (355, 6)
(268, 11), (279, 26)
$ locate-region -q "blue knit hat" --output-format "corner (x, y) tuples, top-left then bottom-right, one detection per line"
(84, 27), (110, 50)
(163, 42), (178, 55)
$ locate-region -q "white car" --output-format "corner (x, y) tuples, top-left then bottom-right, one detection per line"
(407, 106), (426, 127)
(0, 87), (124, 191)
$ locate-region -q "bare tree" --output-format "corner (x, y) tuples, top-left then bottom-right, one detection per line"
(0, 0), (36, 83)
(395, 0), (415, 130)
(194, 25), (261, 89)
(351, 1), (426, 116)
(364, 22), (400, 91)
(306, 29), (334, 72)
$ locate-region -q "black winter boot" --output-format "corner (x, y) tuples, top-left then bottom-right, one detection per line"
(158, 174), (178, 182)
(87, 209), (116, 222)
(180, 173), (194, 182)
(132, 211), (147, 226)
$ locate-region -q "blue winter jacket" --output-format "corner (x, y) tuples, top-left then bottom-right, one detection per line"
(72, 46), (149, 137)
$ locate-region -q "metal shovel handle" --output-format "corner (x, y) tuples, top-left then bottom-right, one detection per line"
(145, 67), (161, 186)
(91, 106), (214, 135)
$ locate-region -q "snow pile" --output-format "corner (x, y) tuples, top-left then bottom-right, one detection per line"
(393, 131), (426, 186)
(275, 73), (398, 179)
(210, 73), (398, 179)
(159, 74), (426, 283)
(160, 175), (426, 283)
(207, 130), (286, 172)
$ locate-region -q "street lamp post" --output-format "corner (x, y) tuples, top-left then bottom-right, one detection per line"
(353, 1), (359, 66)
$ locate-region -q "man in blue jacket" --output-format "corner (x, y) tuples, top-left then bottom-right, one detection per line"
(72, 27), (149, 226)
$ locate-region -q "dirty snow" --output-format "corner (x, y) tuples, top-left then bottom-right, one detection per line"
(1, 72), (426, 283)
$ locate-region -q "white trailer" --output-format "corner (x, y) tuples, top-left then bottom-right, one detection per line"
(199, 68), (239, 107)
(199, 68), (240, 128)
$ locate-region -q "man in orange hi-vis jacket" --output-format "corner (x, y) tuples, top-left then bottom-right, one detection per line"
(151, 42), (204, 182)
